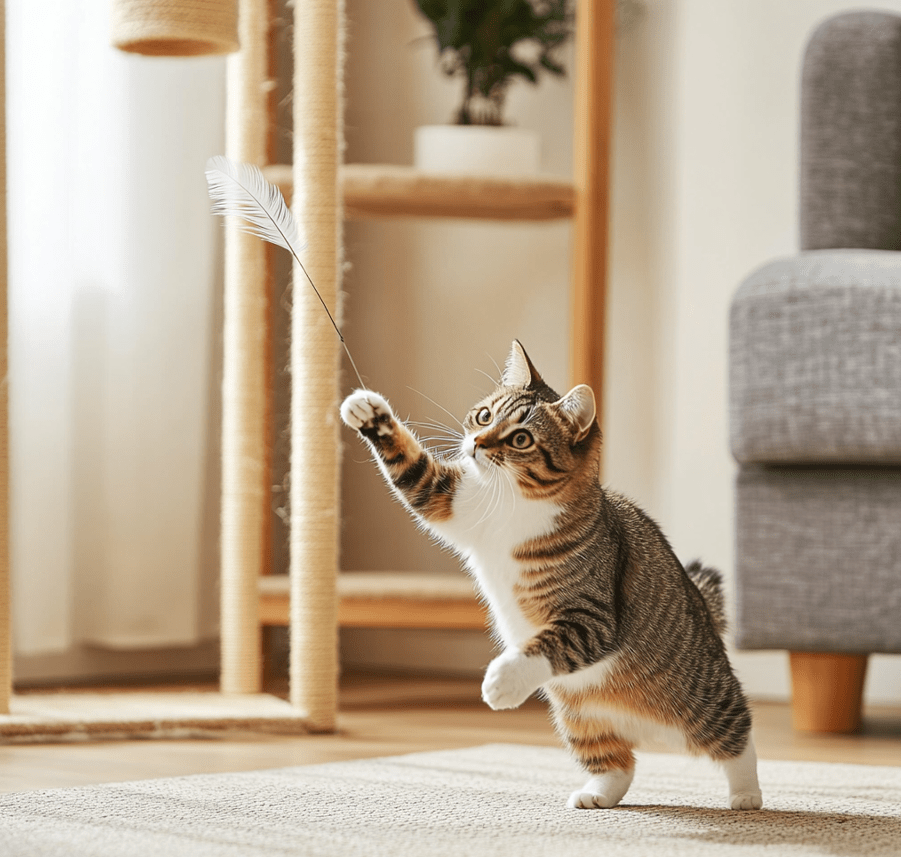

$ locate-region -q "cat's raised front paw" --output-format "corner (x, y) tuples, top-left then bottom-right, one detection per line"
(481, 650), (553, 711)
(340, 390), (394, 435)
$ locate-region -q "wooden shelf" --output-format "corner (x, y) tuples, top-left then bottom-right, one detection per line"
(259, 571), (488, 630)
(262, 163), (574, 222)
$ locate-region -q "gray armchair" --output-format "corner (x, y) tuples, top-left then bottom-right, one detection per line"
(729, 11), (901, 733)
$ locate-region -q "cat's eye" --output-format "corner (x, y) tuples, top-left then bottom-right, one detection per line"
(476, 408), (492, 426)
(508, 430), (533, 450)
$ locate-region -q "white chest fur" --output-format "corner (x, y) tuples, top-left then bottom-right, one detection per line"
(426, 459), (561, 648)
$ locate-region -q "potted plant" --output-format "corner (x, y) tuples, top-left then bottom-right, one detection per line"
(412, 0), (574, 175)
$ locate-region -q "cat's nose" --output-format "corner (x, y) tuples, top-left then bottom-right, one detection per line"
(473, 435), (491, 453)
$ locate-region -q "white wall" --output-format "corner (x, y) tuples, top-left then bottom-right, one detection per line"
(649, 0), (901, 705)
(340, 0), (901, 705)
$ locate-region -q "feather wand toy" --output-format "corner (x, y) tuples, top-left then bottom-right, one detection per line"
(205, 155), (366, 389)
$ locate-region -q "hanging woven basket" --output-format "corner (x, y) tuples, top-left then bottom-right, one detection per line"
(111, 0), (239, 57)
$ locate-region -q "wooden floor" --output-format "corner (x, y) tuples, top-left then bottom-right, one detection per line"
(2, 671), (900, 794)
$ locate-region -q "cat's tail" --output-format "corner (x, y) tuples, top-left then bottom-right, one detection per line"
(685, 560), (727, 638)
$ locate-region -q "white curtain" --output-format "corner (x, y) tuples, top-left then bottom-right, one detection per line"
(7, 2), (224, 656)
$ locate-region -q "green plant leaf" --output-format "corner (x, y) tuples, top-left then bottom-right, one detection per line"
(539, 54), (566, 76)
(411, 0), (574, 125)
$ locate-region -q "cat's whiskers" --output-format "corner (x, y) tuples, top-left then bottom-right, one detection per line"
(469, 466), (505, 530)
(419, 440), (461, 461)
(407, 420), (463, 461)
(408, 420), (463, 440)
(497, 470), (518, 529)
(417, 436), (458, 447)
(454, 451), (497, 530)
(496, 464), (518, 527)
(474, 367), (499, 387)
(406, 387), (465, 429)
(464, 457), (520, 532)
(485, 352), (503, 383)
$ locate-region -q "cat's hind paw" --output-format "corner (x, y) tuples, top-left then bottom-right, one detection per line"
(567, 769), (634, 810)
(729, 791), (763, 811)
(722, 739), (762, 810)
(340, 390), (394, 435)
(567, 790), (622, 810)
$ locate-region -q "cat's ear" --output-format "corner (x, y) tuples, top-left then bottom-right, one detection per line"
(502, 340), (543, 388)
(555, 384), (596, 443)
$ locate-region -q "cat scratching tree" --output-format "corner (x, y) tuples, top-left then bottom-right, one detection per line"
(0, 0), (337, 739)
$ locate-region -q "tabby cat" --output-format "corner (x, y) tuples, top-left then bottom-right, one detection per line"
(340, 341), (762, 811)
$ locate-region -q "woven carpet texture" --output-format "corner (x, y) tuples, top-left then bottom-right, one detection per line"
(1, 743), (899, 856)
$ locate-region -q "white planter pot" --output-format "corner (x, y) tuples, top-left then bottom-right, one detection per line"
(414, 125), (540, 176)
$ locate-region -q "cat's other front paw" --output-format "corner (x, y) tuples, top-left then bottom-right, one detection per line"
(481, 650), (553, 711)
(340, 390), (394, 436)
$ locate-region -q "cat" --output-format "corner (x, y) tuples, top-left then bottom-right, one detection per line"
(340, 340), (762, 811)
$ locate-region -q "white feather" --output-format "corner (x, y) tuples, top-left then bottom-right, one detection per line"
(204, 154), (366, 388)
(205, 155), (306, 259)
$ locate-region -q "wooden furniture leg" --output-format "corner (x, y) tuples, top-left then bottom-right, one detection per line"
(571, 0), (615, 468)
(789, 651), (869, 733)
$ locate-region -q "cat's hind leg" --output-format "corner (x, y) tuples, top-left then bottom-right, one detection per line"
(568, 766), (635, 809)
(563, 724), (636, 809)
(720, 737), (763, 810)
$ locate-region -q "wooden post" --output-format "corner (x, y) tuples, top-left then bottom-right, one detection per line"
(789, 651), (869, 733)
(571, 0), (615, 470)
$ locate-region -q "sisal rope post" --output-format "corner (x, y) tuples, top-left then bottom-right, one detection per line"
(0, 0), (10, 715)
(219, 0), (271, 695)
(289, 0), (343, 730)
(111, 0), (239, 57)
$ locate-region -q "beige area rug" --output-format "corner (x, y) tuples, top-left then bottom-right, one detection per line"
(1, 743), (899, 856)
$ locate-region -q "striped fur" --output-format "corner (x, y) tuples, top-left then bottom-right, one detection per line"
(340, 341), (761, 810)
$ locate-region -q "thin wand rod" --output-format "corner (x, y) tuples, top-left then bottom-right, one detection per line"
(232, 173), (367, 390)
(291, 254), (366, 390)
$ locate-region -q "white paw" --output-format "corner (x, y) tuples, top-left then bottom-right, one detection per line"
(567, 769), (634, 810)
(567, 790), (621, 810)
(722, 739), (762, 810)
(481, 651), (552, 711)
(340, 390), (393, 435)
(730, 791), (763, 811)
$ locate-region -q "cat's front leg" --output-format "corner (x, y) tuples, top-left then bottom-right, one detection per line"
(481, 649), (553, 710)
(341, 389), (462, 524)
(341, 389), (396, 439)
(481, 608), (617, 710)
(340, 389), (418, 476)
